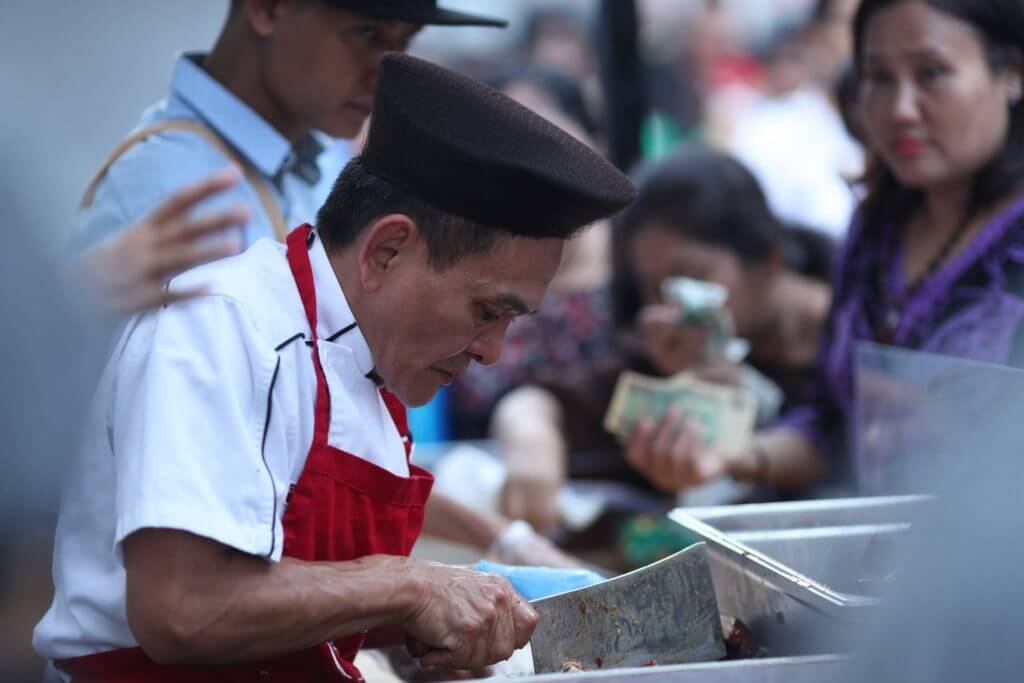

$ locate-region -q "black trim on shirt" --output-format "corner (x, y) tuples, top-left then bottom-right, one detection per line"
(274, 332), (306, 351)
(261, 357), (281, 560)
(326, 322), (358, 342)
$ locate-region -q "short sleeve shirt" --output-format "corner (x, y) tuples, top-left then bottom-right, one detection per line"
(33, 235), (409, 661)
(72, 52), (353, 254)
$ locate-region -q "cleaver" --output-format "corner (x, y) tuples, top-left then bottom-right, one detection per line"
(529, 542), (725, 673)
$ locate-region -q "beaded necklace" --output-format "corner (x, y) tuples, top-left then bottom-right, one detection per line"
(875, 212), (973, 344)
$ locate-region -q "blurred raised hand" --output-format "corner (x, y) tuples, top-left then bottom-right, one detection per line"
(74, 168), (249, 317)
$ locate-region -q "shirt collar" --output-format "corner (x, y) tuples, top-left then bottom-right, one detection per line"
(308, 233), (376, 377)
(170, 52), (323, 181)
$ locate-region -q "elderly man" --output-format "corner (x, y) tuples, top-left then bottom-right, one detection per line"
(35, 54), (635, 681)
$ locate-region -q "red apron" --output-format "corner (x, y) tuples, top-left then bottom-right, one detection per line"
(57, 225), (435, 682)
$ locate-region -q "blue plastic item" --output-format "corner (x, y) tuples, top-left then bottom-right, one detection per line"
(473, 560), (604, 601)
(406, 386), (450, 444)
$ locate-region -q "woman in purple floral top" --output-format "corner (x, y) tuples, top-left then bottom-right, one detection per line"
(664, 0), (1024, 493)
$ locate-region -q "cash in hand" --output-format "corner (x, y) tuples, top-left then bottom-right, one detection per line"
(604, 371), (757, 455)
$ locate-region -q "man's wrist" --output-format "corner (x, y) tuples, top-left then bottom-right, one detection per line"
(377, 555), (426, 621)
(488, 520), (537, 563)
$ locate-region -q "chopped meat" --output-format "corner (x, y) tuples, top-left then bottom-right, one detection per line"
(561, 660), (588, 673)
(721, 615), (764, 659)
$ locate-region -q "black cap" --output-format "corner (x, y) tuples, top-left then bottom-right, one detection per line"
(362, 54), (637, 237)
(320, 0), (507, 27)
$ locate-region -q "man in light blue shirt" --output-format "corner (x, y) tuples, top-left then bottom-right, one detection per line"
(75, 52), (350, 251)
(74, 0), (506, 253)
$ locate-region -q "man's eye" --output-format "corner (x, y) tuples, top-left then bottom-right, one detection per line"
(479, 306), (501, 323)
(352, 26), (380, 42)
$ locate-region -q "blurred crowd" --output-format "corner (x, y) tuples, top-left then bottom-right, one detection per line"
(434, 0), (865, 552)
(6, 0), (1024, 679)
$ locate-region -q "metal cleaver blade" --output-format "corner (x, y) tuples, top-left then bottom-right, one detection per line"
(529, 542), (725, 673)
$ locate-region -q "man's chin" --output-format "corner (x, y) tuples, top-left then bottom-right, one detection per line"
(390, 381), (439, 409)
(321, 113), (368, 140)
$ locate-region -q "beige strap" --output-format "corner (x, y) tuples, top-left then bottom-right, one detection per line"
(80, 119), (288, 242)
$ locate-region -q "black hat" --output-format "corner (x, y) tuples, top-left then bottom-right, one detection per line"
(362, 54), (637, 237)
(320, 0), (506, 27)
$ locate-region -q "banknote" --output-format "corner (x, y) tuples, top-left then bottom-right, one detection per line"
(661, 277), (728, 311)
(604, 371), (756, 454)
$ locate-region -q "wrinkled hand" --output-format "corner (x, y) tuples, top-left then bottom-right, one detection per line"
(404, 562), (538, 670)
(75, 168), (249, 317)
(473, 560), (603, 601)
(624, 408), (728, 493)
(638, 304), (706, 375)
(500, 472), (563, 534)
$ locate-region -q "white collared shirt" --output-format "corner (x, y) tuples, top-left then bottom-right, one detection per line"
(34, 235), (409, 661)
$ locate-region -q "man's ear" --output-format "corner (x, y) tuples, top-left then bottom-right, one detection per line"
(357, 214), (420, 292)
(243, 0), (302, 37)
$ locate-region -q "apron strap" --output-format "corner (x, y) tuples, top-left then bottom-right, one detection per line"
(80, 119), (288, 242)
(380, 388), (413, 460)
(285, 226), (414, 456)
(286, 225), (332, 447)
(286, 225), (320, 334)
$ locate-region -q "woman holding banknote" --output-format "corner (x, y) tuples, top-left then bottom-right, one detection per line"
(493, 145), (833, 529)
(651, 0), (1024, 494)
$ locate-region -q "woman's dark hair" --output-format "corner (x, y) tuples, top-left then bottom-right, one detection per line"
(836, 63), (865, 144)
(611, 145), (785, 329)
(853, 0), (1024, 227)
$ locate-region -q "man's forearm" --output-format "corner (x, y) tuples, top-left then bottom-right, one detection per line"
(124, 529), (421, 665)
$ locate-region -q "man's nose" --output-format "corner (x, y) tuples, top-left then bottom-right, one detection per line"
(467, 323), (510, 367)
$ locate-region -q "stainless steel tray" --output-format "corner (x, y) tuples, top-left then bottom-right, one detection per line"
(677, 495), (927, 532)
(500, 501), (882, 681)
(526, 655), (849, 683)
(730, 523), (908, 595)
(669, 496), (926, 620)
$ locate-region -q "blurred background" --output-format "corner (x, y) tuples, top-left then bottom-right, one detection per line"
(0, 0), (842, 246)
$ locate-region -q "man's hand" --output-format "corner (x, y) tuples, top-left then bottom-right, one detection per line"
(75, 168), (249, 318)
(403, 563), (539, 670)
(624, 408), (728, 493)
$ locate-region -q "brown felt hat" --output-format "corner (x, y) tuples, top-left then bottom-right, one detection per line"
(320, 0), (506, 27)
(361, 54), (636, 238)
